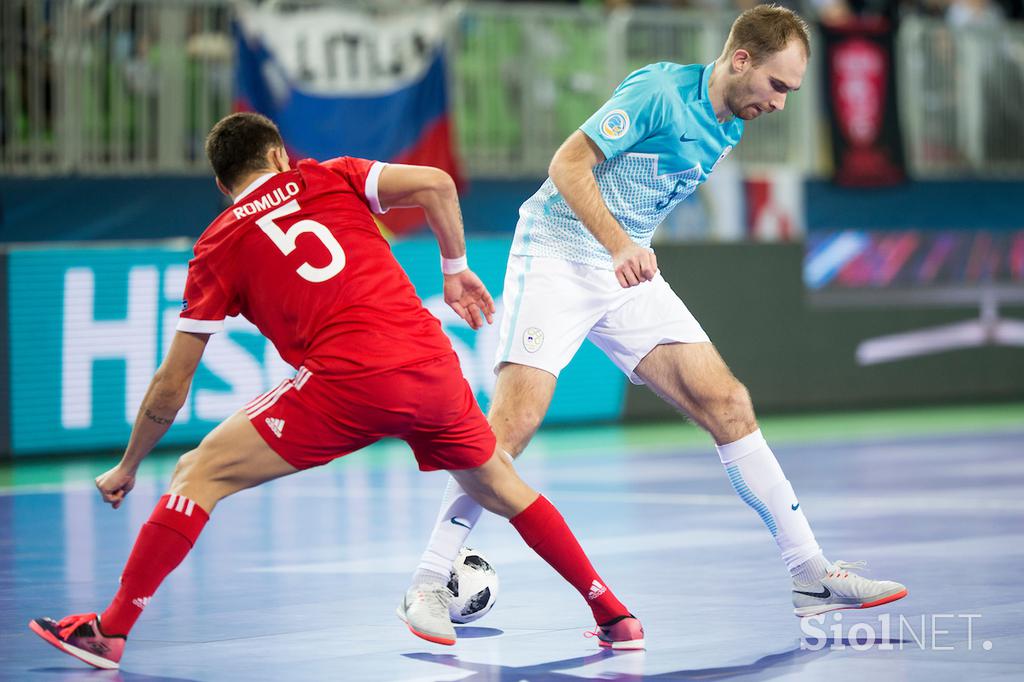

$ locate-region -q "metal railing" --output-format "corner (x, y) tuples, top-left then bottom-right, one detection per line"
(899, 16), (1024, 177)
(2, 2), (1023, 177)
(1, 0), (232, 175)
(450, 4), (818, 176)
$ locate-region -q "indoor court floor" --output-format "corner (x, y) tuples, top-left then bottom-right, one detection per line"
(1, 403), (1022, 681)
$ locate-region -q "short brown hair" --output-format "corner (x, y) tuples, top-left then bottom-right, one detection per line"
(205, 112), (284, 190)
(722, 4), (811, 64)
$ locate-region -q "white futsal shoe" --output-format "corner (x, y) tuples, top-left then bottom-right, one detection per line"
(792, 560), (907, 617)
(397, 583), (456, 645)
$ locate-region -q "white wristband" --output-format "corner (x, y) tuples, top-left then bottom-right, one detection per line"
(441, 254), (468, 275)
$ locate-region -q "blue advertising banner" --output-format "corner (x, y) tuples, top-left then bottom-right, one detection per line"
(5, 237), (625, 456)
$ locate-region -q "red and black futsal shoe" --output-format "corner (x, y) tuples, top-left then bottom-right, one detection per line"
(587, 614), (645, 650)
(29, 613), (125, 669)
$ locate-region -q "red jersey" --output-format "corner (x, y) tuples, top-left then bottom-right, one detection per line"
(177, 157), (453, 378)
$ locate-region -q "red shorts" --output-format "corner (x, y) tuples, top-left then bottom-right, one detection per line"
(246, 354), (496, 471)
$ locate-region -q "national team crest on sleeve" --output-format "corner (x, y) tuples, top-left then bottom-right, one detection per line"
(600, 109), (631, 140)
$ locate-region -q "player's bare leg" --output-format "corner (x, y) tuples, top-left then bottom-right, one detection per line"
(167, 410), (299, 512)
(635, 341), (907, 616)
(487, 363), (558, 456)
(449, 447), (540, 516)
(633, 341), (755, 444)
(412, 362), (553, 579)
(405, 364), (570, 643)
(399, 449), (642, 649)
(410, 363), (555, 591)
(29, 412), (299, 669)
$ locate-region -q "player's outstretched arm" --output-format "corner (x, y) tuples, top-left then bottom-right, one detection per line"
(376, 164), (495, 329)
(549, 131), (657, 288)
(95, 331), (209, 509)
(376, 164), (465, 260)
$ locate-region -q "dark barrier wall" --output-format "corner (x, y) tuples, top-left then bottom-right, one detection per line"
(805, 179), (1023, 230)
(6, 177), (1020, 242)
(0, 177), (224, 243)
(0, 176), (535, 242)
(625, 243), (1024, 419)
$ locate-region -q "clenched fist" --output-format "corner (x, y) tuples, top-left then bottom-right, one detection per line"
(612, 244), (658, 288)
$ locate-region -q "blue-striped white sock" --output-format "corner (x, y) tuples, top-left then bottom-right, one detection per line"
(716, 429), (822, 573)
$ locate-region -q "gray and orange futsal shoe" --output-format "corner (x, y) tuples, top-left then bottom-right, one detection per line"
(792, 560), (908, 617)
(397, 583), (457, 645)
(29, 613), (125, 669)
(588, 614), (645, 650)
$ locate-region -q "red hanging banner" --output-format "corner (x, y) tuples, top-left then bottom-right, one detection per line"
(823, 19), (906, 187)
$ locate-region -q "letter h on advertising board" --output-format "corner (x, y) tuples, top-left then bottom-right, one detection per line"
(61, 267), (158, 429)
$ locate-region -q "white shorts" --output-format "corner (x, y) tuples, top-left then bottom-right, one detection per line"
(494, 255), (710, 385)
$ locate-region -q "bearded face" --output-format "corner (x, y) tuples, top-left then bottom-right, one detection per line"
(724, 40), (807, 120)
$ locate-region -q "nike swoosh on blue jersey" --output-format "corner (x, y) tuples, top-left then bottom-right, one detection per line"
(679, 133), (697, 143)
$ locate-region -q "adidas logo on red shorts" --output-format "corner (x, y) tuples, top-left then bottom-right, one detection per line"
(265, 417), (285, 438)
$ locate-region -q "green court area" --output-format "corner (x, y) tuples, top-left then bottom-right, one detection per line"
(2, 401), (1020, 492)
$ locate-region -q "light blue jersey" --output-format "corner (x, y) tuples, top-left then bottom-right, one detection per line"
(512, 62), (744, 269)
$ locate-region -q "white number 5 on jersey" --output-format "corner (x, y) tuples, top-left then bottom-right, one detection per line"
(256, 199), (345, 283)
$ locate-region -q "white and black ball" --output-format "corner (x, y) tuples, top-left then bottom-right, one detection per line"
(447, 547), (499, 624)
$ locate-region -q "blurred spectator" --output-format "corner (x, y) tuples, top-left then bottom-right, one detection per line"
(813, 0), (1022, 24)
(947, 0), (1005, 25)
(810, 0), (901, 25)
(1001, 0), (1024, 18)
(602, 0), (692, 7)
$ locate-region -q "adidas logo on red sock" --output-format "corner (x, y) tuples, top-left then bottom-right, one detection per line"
(165, 494), (197, 517)
(132, 596), (152, 610)
(587, 579), (607, 600)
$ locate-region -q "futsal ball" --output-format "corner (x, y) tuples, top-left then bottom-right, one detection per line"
(447, 547), (499, 624)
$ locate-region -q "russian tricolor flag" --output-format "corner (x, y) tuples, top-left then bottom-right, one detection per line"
(234, 6), (462, 235)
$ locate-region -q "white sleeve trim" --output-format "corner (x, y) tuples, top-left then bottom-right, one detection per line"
(365, 161), (389, 214)
(177, 317), (225, 334)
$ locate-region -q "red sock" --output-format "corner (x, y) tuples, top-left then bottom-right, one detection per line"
(510, 495), (629, 624)
(100, 494), (209, 636)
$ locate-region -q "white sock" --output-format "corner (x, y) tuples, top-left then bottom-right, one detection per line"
(716, 429), (822, 573)
(412, 476), (483, 586)
(792, 552), (831, 585)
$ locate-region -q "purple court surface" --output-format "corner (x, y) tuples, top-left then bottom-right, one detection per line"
(2, 405), (1022, 681)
